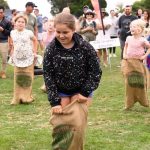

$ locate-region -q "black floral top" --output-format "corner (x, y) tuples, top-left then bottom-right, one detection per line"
(43, 33), (102, 107)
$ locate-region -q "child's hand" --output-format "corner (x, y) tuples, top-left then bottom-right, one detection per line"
(71, 94), (87, 103)
(140, 55), (146, 60)
(51, 105), (62, 114)
(123, 54), (127, 59)
(77, 94), (88, 103)
(86, 26), (93, 31)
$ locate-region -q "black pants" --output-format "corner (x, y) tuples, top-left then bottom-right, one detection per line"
(109, 36), (117, 54)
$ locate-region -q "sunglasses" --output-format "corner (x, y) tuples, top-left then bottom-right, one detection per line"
(86, 13), (93, 15)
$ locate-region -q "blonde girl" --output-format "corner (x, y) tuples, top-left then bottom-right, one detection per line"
(122, 19), (150, 109)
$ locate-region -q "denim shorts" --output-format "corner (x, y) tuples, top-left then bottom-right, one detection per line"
(58, 92), (93, 98)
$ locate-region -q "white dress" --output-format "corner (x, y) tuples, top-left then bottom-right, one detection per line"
(11, 29), (34, 67)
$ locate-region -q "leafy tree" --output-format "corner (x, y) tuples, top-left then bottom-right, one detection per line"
(99, 0), (107, 8)
(132, 0), (150, 12)
(48, 0), (107, 17)
(0, 0), (9, 9)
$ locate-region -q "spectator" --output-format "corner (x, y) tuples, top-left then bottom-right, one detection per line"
(141, 10), (150, 37)
(34, 8), (44, 51)
(118, 5), (137, 59)
(10, 9), (18, 28)
(96, 8), (112, 67)
(142, 10), (150, 28)
(136, 8), (143, 19)
(0, 6), (12, 79)
(108, 10), (118, 57)
(79, 9), (98, 42)
(24, 2), (38, 37)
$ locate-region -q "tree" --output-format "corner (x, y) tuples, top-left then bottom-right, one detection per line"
(48, 0), (107, 17)
(0, 0), (9, 9)
(99, 0), (107, 9)
(132, 0), (150, 12)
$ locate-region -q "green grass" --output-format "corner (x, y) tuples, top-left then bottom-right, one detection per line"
(0, 49), (150, 150)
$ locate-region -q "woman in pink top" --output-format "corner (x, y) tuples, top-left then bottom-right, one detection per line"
(122, 19), (150, 110)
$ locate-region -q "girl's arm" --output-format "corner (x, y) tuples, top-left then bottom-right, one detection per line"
(140, 40), (150, 60)
(140, 49), (150, 60)
(123, 42), (128, 59)
(31, 36), (38, 56)
(8, 36), (14, 56)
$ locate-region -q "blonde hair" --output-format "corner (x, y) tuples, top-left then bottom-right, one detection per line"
(14, 14), (28, 24)
(54, 13), (76, 30)
(130, 19), (146, 32)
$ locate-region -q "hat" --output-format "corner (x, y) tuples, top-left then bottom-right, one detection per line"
(83, 5), (89, 9)
(85, 9), (95, 15)
(101, 8), (108, 16)
(25, 2), (37, 8)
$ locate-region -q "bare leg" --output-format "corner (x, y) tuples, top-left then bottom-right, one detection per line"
(61, 97), (71, 108)
(103, 49), (108, 65)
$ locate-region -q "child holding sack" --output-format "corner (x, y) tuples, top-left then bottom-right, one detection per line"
(122, 19), (150, 110)
(43, 12), (101, 150)
(9, 14), (38, 104)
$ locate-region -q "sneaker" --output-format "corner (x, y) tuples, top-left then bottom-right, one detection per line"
(103, 63), (108, 67)
(113, 54), (117, 57)
(40, 84), (47, 93)
(117, 65), (121, 68)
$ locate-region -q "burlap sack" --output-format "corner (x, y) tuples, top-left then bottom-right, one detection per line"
(50, 100), (88, 150)
(11, 64), (34, 104)
(121, 59), (149, 109)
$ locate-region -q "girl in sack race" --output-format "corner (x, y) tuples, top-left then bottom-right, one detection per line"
(121, 19), (150, 110)
(43, 13), (102, 150)
(9, 14), (38, 105)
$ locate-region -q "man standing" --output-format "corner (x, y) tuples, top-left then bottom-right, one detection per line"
(118, 5), (137, 59)
(0, 6), (12, 79)
(24, 2), (39, 70)
(34, 8), (44, 51)
(24, 2), (38, 38)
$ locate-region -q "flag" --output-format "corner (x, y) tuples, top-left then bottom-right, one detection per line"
(91, 0), (105, 35)
(90, 0), (101, 19)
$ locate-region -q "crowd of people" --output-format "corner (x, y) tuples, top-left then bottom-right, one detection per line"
(0, 1), (150, 149)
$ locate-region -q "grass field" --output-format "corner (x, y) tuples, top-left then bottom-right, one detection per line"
(0, 49), (150, 150)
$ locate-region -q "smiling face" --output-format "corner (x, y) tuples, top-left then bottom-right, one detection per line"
(130, 23), (142, 36)
(85, 13), (94, 20)
(124, 6), (132, 16)
(55, 23), (75, 47)
(15, 17), (26, 31)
